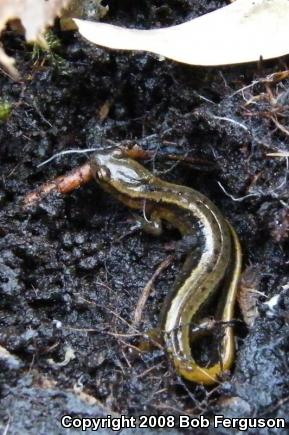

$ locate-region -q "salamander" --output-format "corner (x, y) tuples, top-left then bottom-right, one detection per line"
(90, 147), (242, 385)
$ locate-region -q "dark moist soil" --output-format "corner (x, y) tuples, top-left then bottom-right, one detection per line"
(1, 1), (289, 434)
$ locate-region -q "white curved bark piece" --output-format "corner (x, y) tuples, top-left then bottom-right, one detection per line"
(74, 0), (289, 66)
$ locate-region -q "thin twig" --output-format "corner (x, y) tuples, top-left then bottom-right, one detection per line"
(267, 152), (289, 157)
(23, 162), (93, 208)
(136, 362), (165, 379)
(133, 255), (174, 325)
(217, 181), (260, 202)
(269, 116), (289, 137)
(211, 115), (249, 132)
(2, 414), (11, 435)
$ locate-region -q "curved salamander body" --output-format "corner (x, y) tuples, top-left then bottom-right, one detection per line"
(90, 148), (242, 385)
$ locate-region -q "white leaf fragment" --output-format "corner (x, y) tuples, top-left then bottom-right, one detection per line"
(73, 0), (289, 66)
(47, 345), (76, 367)
(264, 294), (280, 314)
(0, 0), (70, 78)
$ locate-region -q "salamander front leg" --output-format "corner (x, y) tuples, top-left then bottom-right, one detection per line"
(136, 210), (163, 236)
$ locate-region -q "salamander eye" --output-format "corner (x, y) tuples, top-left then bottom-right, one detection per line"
(96, 166), (111, 181)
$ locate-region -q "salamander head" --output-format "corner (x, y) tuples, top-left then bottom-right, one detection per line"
(90, 148), (152, 196)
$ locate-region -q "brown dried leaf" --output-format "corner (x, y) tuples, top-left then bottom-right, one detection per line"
(0, 0), (70, 78)
(238, 265), (263, 328)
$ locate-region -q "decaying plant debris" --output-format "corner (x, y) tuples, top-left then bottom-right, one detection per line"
(1, 1), (289, 433)
(0, 0), (70, 77)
